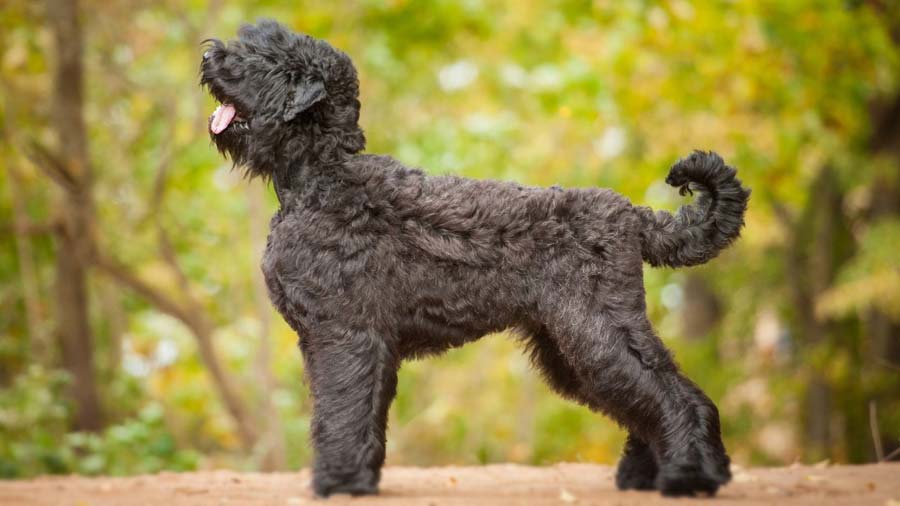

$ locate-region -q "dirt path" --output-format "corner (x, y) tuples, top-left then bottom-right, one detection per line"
(1, 463), (898, 506)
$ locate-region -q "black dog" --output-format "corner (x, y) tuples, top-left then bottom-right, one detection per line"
(201, 20), (749, 498)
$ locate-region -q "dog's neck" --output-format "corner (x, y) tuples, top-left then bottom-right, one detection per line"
(270, 151), (358, 210)
(259, 118), (366, 207)
(272, 162), (312, 207)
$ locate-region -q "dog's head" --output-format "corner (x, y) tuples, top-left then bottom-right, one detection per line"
(201, 20), (365, 177)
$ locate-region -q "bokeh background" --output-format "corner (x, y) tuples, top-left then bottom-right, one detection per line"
(1, 0), (899, 477)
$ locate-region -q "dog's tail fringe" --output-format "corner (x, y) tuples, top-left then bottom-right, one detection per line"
(637, 151), (750, 268)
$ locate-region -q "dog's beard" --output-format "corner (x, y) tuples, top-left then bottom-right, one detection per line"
(209, 122), (251, 167)
(206, 98), (252, 163)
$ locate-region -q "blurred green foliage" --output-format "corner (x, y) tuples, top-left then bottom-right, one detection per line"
(0, 367), (197, 477)
(1, 0), (898, 477)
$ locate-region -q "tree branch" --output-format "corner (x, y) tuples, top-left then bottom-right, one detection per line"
(1, 219), (59, 236)
(92, 252), (194, 324)
(23, 139), (80, 193)
(91, 250), (259, 448)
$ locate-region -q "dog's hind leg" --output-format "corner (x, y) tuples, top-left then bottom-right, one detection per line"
(613, 312), (731, 496)
(300, 326), (398, 497)
(647, 365), (732, 496)
(541, 309), (731, 496)
(615, 433), (659, 490)
(522, 325), (659, 490)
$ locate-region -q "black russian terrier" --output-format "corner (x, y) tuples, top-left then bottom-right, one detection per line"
(200, 20), (750, 498)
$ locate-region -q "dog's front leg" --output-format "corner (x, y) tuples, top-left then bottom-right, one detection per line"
(300, 326), (399, 497)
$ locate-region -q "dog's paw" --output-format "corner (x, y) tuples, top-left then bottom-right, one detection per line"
(615, 445), (658, 491)
(312, 468), (379, 498)
(655, 461), (731, 497)
(616, 465), (658, 491)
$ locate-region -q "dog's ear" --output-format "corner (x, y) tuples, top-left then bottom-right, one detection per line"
(283, 76), (326, 122)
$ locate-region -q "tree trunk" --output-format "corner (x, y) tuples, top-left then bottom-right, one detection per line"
(804, 167), (838, 460)
(44, 0), (103, 432)
(782, 165), (853, 461)
(54, 227), (103, 431)
(866, 102), (900, 461)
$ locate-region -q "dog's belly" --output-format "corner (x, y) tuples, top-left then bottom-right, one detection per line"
(397, 304), (503, 359)
(393, 258), (518, 359)
(397, 321), (481, 359)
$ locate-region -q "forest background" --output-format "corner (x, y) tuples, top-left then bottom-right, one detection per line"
(1, 0), (898, 477)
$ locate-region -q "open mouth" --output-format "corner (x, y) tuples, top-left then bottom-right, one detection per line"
(209, 102), (248, 134)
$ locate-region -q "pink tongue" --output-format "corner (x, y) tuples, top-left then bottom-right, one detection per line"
(211, 104), (236, 134)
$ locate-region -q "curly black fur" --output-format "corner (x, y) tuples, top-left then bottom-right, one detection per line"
(200, 20), (750, 498)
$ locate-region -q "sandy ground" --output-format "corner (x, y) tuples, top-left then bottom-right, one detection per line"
(1, 463), (898, 506)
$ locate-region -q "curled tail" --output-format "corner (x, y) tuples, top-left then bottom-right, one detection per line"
(637, 151), (750, 268)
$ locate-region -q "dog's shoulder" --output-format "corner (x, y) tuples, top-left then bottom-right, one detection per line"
(345, 153), (420, 172)
(342, 153), (426, 184)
